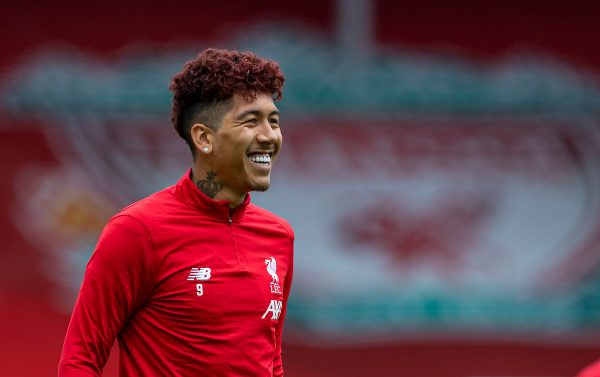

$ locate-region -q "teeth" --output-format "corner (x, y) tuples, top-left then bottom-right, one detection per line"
(249, 154), (271, 163)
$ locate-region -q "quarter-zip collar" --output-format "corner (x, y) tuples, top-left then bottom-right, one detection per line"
(175, 169), (250, 222)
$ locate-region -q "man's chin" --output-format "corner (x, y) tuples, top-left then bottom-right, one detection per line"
(249, 180), (271, 192)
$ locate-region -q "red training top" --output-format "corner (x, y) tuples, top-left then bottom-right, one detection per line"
(59, 170), (295, 376)
(578, 359), (600, 377)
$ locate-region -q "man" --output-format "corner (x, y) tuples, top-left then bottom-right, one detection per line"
(59, 48), (294, 376)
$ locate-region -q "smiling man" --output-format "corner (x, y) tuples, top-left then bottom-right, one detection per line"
(59, 49), (294, 377)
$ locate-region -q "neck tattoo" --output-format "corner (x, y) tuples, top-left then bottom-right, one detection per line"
(196, 171), (223, 199)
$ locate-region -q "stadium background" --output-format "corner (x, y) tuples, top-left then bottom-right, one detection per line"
(2, 1), (600, 376)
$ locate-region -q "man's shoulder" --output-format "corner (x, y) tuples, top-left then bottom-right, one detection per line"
(114, 185), (179, 224)
(247, 203), (294, 239)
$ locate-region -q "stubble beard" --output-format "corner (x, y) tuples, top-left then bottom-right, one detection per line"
(251, 179), (271, 192)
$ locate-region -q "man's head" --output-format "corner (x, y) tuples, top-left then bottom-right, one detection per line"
(170, 49), (285, 201)
(170, 48), (284, 156)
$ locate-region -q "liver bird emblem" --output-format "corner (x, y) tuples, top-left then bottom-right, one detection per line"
(265, 257), (279, 283)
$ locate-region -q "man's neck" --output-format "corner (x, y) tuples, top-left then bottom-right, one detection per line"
(191, 166), (245, 209)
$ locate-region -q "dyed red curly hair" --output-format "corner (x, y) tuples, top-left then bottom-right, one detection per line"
(170, 48), (285, 153)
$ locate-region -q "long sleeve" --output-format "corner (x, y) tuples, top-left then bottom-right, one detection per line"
(578, 359), (600, 377)
(58, 215), (155, 376)
(272, 235), (294, 377)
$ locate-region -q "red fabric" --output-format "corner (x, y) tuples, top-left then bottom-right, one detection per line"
(578, 359), (600, 377)
(59, 170), (294, 376)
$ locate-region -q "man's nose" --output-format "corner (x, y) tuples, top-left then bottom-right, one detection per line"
(256, 120), (279, 144)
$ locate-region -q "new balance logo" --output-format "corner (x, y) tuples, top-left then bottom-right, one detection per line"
(187, 267), (212, 281)
(262, 299), (283, 320)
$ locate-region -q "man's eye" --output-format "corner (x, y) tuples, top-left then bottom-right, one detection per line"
(269, 119), (280, 126)
(244, 118), (258, 125)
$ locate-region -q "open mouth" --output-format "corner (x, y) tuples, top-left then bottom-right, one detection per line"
(247, 152), (272, 167)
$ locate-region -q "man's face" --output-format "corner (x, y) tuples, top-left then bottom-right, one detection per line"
(209, 93), (282, 196)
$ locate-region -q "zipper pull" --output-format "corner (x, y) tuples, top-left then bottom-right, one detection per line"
(228, 217), (233, 224)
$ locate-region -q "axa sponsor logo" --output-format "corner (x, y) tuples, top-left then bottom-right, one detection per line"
(262, 299), (283, 320)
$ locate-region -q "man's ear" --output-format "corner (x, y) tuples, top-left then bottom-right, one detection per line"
(190, 123), (214, 154)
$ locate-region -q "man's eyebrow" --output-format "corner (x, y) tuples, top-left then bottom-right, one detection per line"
(235, 109), (280, 120)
